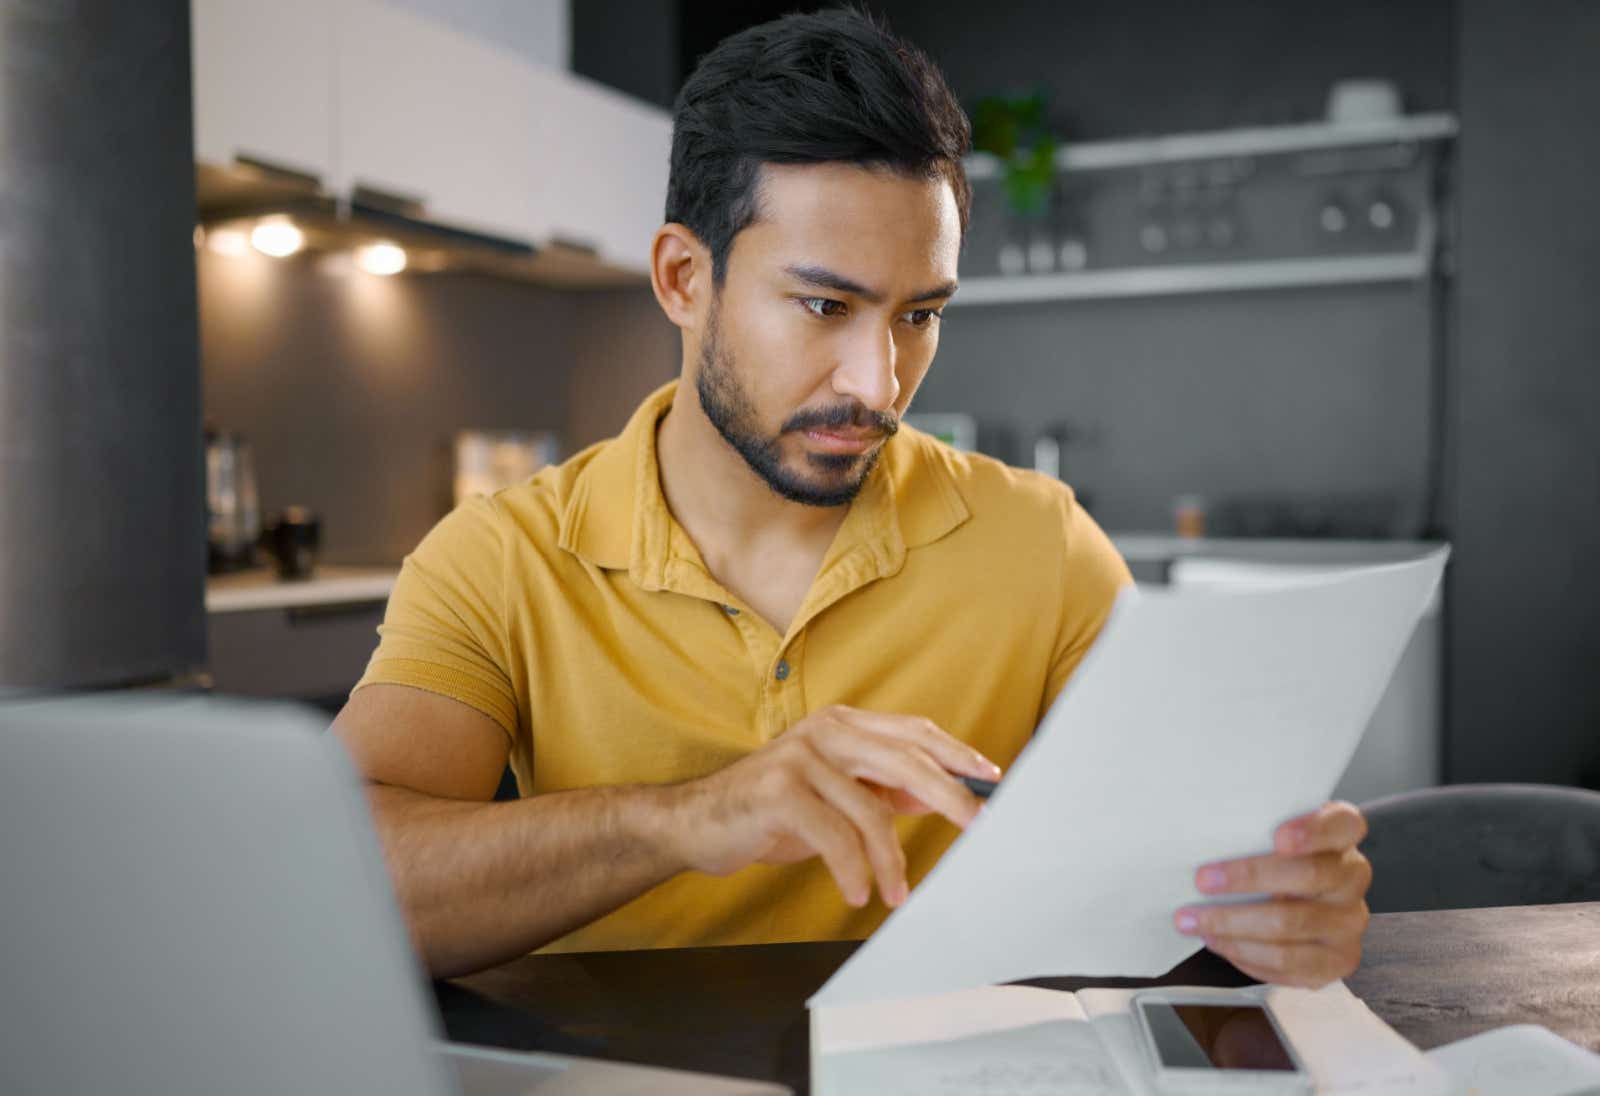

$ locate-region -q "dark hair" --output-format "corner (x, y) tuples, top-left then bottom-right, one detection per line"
(666, 7), (972, 284)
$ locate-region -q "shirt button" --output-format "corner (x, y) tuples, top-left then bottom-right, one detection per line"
(722, 604), (739, 615)
(774, 659), (790, 681)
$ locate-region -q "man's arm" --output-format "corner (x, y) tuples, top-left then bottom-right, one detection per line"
(334, 684), (998, 978)
(333, 684), (683, 978)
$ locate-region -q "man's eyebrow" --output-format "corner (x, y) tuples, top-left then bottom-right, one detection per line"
(906, 279), (959, 304)
(783, 264), (958, 307)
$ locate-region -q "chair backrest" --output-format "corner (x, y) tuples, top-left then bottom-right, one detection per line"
(1360, 783), (1600, 913)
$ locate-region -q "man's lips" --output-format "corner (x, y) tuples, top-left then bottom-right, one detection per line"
(799, 427), (884, 455)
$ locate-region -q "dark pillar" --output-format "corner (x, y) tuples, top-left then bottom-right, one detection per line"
(0, 1), (206, 687)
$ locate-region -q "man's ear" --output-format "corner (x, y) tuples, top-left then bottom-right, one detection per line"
(650, 223), (711, 331)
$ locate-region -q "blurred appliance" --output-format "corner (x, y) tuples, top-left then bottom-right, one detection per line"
(453, 430), (559, 505)
(0, 0), (206, 690)
(261, 506), (320, 580)
(205, 428), (261, 573)
(1326, 79), (1403, 125)
(1168, 557), (1443, 803)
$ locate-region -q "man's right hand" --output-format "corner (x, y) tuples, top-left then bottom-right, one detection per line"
(659, 705), (1001, 910)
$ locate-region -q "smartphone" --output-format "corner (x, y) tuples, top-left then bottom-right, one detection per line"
(1132, 991), (1312, 1094)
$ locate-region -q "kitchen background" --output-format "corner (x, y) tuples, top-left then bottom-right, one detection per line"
(2, 2), (1595, 796)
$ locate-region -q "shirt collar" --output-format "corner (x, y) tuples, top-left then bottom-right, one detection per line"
(558, 380), (970, 590)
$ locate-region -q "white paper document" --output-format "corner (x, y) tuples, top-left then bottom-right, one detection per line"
(810, 551), (1449, 1007)
(1425, 1025), (1600, 1096)
(813, 981), (1453, 1096)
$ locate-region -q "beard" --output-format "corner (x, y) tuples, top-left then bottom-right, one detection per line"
(694, 302), (898, 508)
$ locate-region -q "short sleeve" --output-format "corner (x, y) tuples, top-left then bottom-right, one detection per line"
(352, 495), (519, 741)
(1039, 496), (1134, 720)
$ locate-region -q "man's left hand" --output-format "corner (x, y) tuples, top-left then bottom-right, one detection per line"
(1173, 801), (1373, 988)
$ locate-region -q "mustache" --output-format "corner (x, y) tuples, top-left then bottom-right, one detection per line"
(782, 403), (900, 436)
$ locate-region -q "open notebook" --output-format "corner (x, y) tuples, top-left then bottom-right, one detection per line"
(813, 981), (1446, 1095)
(814, 983), (1600, 1096)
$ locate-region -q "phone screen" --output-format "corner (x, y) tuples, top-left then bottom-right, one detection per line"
(1139, 1001), (1297, 1072)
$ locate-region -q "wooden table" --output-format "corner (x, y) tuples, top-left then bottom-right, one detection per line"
(434, 901), (1600, 1094)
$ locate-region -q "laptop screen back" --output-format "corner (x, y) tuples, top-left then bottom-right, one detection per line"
(0, 693), (454, 1096)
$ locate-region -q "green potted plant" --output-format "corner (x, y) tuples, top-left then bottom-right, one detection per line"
(971, 91), (1062, 274)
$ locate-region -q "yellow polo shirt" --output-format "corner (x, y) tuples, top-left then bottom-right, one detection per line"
(354, 381), (1131, 953)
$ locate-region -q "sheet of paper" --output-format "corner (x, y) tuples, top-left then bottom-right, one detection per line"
(810, 551), (1448, 1007)
(1426, 1024), (1600, 1096)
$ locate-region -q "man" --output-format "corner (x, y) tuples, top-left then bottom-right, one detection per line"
(334, 10), (1371, 985)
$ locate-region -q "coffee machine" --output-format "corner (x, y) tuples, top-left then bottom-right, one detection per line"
(204, 427), (260, 573)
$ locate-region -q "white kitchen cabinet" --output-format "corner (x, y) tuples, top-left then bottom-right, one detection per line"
(193, 0), (671, 276)
(335, 0), (670, 270)
(190, 0), (336, 181)
(335, 0), (541, 241)
(531, 65), (673, 270)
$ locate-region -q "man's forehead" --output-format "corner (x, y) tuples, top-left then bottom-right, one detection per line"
(738, 162), (961, 290)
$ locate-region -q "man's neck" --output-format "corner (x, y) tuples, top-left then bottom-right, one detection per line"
(654, 380), (850, 582)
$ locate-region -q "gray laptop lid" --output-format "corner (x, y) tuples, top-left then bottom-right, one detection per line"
(0, 693), (455, 1096)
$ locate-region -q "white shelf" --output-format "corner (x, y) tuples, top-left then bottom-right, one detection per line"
(951, 192), (1437, 305)
(951, 250), (1427, 305)
(965, 113), (1459, 179)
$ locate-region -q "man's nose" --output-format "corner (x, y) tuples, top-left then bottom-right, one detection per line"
(830, 322), (899, 413)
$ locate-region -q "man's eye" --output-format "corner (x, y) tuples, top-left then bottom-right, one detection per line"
(800, 297), (846, 319)
(904, 308), (942, 328)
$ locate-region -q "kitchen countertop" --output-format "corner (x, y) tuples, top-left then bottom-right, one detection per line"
(205, 565), (400, 614)
(1108, 533), (1446, 566)
(201, 539), (1444, 614)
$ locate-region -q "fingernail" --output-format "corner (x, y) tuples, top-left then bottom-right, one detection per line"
(1176, 911), (1199, 934)
(1198, 866), (1227, 892)
(986, 760), (1002, 776)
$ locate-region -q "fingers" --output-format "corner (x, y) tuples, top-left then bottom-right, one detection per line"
(802, 752), (909, 907)
(1273, 801), (1368, 855)
(700, 706), (999, 910)
(1175, 896), (1370, 945)
(784, 790), (873, 908)
(807, 713), (982, 830)
(1171, 802), (1373, 987)
(1201, 932), (1363, 988)
(1197, 847), (1372, 902)
(827, 707), (1002, 781)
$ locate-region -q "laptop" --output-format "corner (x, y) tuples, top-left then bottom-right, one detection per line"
(0, 692), (788, 1095)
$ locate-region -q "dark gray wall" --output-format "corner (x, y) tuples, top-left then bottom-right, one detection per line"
(573, 0), (679, 109)
(198, 254), (677, 564)
(1446, 0), (1600, 786)
(679, 0), (1456, 137)
(916, 285), (1435, 531)
(0, 0), (206, 688)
